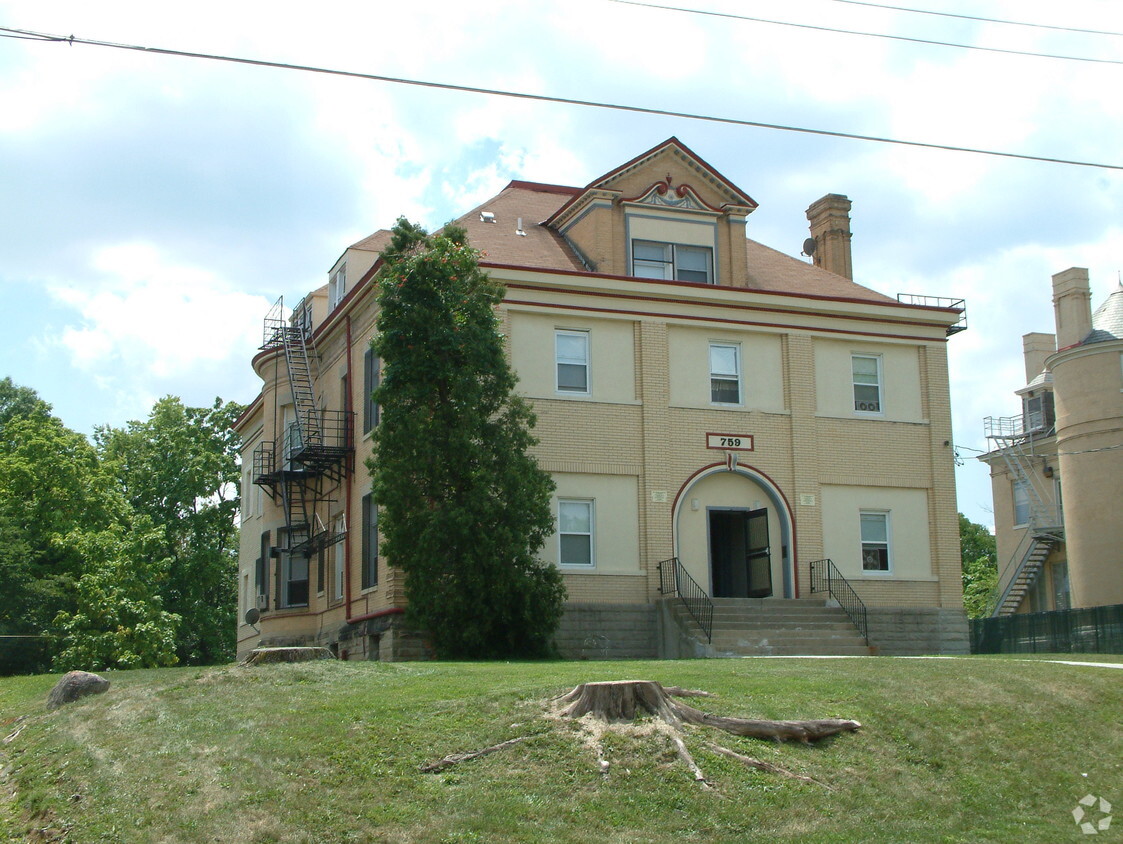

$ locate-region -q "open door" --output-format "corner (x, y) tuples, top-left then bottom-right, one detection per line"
(709, 508), (772, 598)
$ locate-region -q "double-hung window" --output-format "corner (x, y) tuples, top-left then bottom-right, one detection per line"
(279, 529), (310, 607)
(363, 347), (380, 433)
(710, 343), (741, 404)
(329, 264), (346, 310)
(632, 240), (713, 284)
(362, 494), (378, 589)
(558, 499), (594, 566)
(333, 516), (346, 601)
(556, 330), (590, 394)
(860, 511), (890, 572)
(1012, 480), (1031, 527)
(852, 355), (882, 413)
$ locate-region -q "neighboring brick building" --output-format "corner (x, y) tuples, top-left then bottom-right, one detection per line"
(981, 269), (1123, 615)
(234, 138), (969, 660)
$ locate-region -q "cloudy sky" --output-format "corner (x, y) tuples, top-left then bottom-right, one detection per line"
(1, 0), (1120, 529)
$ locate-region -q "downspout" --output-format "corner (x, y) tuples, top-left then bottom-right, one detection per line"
(344, 314), (354, 619)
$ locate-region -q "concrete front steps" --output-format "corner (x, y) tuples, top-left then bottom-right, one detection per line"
(676, 597), (873, 657)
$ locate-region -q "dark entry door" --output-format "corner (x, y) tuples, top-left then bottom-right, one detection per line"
(709, 508), (772, 598)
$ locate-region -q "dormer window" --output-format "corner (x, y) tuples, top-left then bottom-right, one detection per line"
(329, 265), (347, 310)
(1023, 391), (1055, 433)
(632, 240), (713, 284)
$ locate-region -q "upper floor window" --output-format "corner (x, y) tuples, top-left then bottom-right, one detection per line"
(556, 330), (590, 394)
(632, 240), (713, 284)
(363, 347), (380, 433)
(852, 355), (882, 414)
(709, 343), (741, 404)
(860, 511), (891, 572)
(1013, 479), (1031, 527)
(1023, 391), (1054, 433)
(329, 264), (347, 310)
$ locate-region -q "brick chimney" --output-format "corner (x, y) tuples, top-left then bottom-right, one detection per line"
(805, 194), (853, 280)
(1052, 267), (1092, 349)
(1022, 332), (1056, 383)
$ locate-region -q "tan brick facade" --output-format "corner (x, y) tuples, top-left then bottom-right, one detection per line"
(234, 139), (966, 660)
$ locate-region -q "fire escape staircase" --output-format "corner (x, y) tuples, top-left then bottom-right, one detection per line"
(984, 414), (1064, 617)
(254, 296), (353, 560)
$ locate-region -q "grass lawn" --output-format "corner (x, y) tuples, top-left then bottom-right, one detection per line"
(1, 656), (1120, 843)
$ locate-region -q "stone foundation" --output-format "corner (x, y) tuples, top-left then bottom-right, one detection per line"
(865, 607), (970, 655)
(553, 603), (658, 659)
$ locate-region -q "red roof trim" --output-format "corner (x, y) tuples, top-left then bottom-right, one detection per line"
(480, 261), (959, 319)
(502, 292), (947, 344)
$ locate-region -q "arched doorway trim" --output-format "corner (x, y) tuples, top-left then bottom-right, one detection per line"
(671, 461), (799, 599)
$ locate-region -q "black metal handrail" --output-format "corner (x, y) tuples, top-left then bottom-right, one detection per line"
(658, 557), (714, 643)
(809, 559), (869, 644)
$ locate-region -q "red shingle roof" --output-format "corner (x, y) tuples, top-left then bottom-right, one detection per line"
(349, 180), (895, 304)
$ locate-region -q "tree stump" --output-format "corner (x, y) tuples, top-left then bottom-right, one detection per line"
(556, 680), (860, 742)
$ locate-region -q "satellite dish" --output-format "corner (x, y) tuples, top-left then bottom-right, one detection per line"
(802, 237), (817, 257)
(245, 607), (261, 627)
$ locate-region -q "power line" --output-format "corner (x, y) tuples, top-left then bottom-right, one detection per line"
(2, 26), (1121, 171)
(609, 0), (1123, 66)
(829, 0), (1123, 39)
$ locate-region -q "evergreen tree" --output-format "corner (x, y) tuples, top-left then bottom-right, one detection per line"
(368, 219), (565, 659)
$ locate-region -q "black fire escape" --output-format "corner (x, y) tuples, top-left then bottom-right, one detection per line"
(253, 296), (353, 568)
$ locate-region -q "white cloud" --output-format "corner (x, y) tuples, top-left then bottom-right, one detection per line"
(49, 242), (269, 379)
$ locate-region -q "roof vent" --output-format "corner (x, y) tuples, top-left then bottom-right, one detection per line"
(516, 217), (527, 236)
(480, 211), (496, 223)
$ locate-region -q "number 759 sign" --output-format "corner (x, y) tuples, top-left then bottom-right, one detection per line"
(706, 433), (754, 451)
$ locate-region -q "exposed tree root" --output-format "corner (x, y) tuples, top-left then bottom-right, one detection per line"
(556, 681), (861, 742)
(707, 743), (831, 789)
(418, 735), (531, 773)
(421, 680), (859, 788)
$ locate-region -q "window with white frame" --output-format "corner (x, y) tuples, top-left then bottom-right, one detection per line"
(632, 240), (713, 284)
(852, 355), (882, 413)
(329, 264), (347, 310)
(556, 330), (590, 394)
(860, 511), (890, 572)
(1013, 479), (1031, 527)
(558, 499), (594, 566)
(333, 517), (346, 601)
(709, 342), (741, 404)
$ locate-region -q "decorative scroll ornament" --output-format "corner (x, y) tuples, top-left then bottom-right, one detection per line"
(635, 179), (704, 210)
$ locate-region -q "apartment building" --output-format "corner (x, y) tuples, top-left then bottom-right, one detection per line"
(981, 269), (1123, 615)
(234, 138), (969, 660)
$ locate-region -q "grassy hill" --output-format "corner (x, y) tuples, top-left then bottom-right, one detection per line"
(1, 656), (1119, 843)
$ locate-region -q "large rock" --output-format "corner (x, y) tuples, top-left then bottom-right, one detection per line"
(46, 671), (110, 711)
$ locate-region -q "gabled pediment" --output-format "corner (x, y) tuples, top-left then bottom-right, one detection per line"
(546, 137), (758, 231)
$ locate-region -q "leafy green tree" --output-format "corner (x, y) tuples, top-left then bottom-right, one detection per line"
(369, 218), (566, 659)
(960, 514), (998, 618)
(95, 397), (243, 665)
(0, 398), (121, 673)
(53, 516), (181, 671)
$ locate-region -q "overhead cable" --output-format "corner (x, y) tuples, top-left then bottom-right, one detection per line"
(609, 0), (1123, 66)
(830, 0), (1123, 38)
(1, 26), (1121, 171)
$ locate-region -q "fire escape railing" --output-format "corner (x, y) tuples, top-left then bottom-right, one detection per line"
(658, 557), (714, 643)
(983, 414), (1064, 615)
(254, 295), (354, 563)
(896, 293), (967, 336)
(809, 559), (869, 644)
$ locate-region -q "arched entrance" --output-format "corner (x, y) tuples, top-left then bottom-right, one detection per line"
(672, 463), (796, 599)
